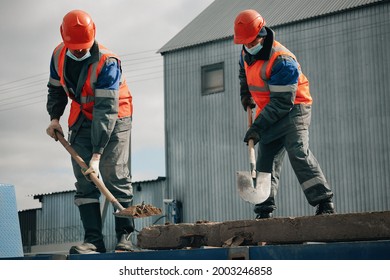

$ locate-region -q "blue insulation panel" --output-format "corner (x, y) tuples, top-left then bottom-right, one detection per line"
(0, 184), (23, 258)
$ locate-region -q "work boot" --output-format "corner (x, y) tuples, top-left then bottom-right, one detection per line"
(69, 242), (105, 254)
(255, 211), (273, 219)
(115, 232), (139, 252)
(114, 201), (137, 252)
(315, 199), (336, 215)
(70, 203), (106, 254)
(254, 198), (276, 219)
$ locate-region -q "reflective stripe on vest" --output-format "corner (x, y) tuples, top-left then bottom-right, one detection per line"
(51, 43), (133, 127)
(244, 41), (312, 118)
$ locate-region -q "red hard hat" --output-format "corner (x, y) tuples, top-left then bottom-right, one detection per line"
(60, 10), (96, 50)
(234, 9), (266, 44)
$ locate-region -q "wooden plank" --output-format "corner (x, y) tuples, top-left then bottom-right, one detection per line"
(137, 211), (390, 249)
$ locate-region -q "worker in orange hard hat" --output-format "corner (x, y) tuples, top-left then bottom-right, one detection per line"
(46, 10), (135, 254)
(233, 9), (335, 218)
(60, 10), (96, 50)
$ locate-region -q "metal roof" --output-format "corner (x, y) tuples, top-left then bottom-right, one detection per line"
(28, 177), (166, 198)
(158, 0), (385, 53)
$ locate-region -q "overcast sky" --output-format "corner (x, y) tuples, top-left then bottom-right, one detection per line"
(0, 0), (215, 211)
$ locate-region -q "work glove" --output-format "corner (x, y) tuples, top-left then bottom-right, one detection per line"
(82, 153), (101, 180)
(241, 95), (256, 111)
(46, 119), (64, 141)
(244, 124), (261, 146)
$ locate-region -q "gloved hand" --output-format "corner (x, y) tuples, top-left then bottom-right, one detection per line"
(46, 119), (64, 141)
(244, 124), (261, 145)
(241, 95), (256, 111)
(82, 153), (101, 179)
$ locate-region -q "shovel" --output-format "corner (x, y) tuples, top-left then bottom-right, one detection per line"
(54, 130), (162, 218)
(236, 108), (271, 204)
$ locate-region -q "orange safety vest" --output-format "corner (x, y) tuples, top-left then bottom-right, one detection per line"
(51, 43), (133, 127)
(244, 41), (312, 118)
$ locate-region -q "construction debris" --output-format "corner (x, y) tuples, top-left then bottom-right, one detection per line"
(222, 235), (246, 247)
(114, 203), (162, 218)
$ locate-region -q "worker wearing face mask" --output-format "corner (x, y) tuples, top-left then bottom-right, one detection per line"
(234, 9), (335, 219)
(46, 10), (135, 254)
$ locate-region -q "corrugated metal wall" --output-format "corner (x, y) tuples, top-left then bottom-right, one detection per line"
(163, 2), (390, 222)
(36, 192), (81, 245)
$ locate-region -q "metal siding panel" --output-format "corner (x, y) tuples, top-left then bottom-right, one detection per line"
(164, 3), (390, 221)
(159, 0), (384, 53)
(36, 192), (83, 245)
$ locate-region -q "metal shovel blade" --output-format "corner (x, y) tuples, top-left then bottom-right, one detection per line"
(113, 203), (162, 218)
(236, 171), (272, 204)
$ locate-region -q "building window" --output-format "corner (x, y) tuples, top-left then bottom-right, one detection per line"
(201, 62), (224, 95)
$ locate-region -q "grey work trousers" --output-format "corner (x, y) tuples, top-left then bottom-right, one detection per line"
(69, 117), (133, 206)
(256, 126), (333, 209)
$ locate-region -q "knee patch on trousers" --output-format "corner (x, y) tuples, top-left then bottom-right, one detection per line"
(304, 184), (333, 206)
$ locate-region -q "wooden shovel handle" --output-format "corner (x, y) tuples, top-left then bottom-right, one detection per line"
(247, 107), (253, 128)
(247, 107), (256, 179)
(54, 130), (124, 211)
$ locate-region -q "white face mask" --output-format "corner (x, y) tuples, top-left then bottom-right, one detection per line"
(244, 42), (263, 56)
(66, 50), (91, 61)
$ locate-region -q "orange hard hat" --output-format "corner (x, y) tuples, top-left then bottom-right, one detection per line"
(60, 10), (96, 50)
(234, 9), (266, 44)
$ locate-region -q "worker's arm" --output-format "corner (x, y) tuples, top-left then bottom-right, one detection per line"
(251, 56), (299, 133)
(46, 56), (68, 140)
(47, 56), (68, 121)
(238, 52), (255, 111)
(91, 57), (120, 154)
